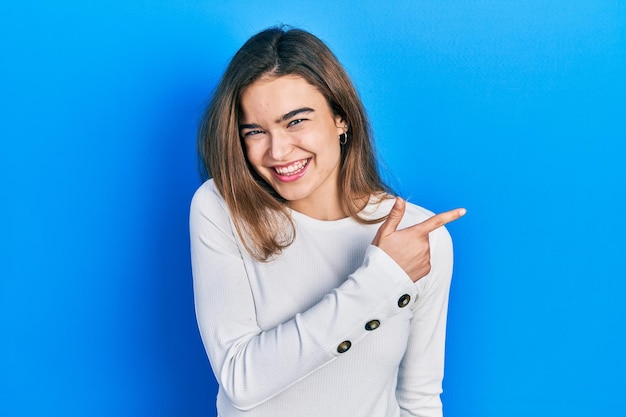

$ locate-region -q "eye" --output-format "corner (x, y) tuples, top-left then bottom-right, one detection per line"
(288, 119), (305, 127)
(242, 129), (264, 138)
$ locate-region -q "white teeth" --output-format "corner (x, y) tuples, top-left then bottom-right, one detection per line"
(274, 159), (308, 176)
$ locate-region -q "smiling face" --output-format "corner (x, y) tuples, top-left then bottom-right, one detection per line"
(239, 75), (347, 219)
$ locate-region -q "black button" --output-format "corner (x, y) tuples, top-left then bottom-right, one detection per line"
(365, 320), (380, 331)
(398, 294), (411, 308)
(337, 340), (352, 353)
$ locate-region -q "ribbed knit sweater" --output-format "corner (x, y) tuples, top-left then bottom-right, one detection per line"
(190, 179), (454, 417)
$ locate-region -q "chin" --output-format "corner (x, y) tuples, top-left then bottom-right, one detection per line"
(275, 189), (311, 203)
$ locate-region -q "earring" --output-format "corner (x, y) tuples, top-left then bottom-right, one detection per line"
(339, 132), (348, 145)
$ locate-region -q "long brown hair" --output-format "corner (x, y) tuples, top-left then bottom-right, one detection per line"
(198, 26), (391, 261)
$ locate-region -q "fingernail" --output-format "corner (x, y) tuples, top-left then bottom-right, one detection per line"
(459, 208), (467, 216)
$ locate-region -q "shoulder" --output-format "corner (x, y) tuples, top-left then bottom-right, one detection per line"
(402, 200), (436, 225)
(370, 195), (439, 226)
(191, 179), (224, 209)
(189, 179), (231, 227)
(396, 197), (453, 247)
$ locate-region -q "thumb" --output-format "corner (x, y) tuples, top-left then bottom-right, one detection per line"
(379, 197), (406, 236)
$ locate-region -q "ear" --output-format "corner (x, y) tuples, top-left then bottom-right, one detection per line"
(334, 115), (348, 135)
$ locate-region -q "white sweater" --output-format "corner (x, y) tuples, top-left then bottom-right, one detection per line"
(190, 180), (454, 417)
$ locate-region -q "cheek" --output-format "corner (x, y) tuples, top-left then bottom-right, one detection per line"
(243, 141), (272, 177)
(243, 141), (262, 164)
(319, 132), (342, 158)
(300, 129), (339, 152)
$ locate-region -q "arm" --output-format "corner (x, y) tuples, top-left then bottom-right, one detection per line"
(190, 183), (419, 410)
(396, 224), (454, 417)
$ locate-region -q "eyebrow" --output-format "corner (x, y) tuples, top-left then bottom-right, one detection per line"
(239, 107), (315, 131)
(278, 107), (314, 123)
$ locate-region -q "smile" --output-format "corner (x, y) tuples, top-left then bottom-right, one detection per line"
(273, 158), (310, 176)
(271, 158), (311, 182)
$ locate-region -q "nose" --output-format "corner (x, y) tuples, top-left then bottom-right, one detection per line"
(267, 131), (293, 161)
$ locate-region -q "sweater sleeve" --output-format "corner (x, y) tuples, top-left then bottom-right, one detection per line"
(190, 183), (421, 411)
(396, 222), (454, 417)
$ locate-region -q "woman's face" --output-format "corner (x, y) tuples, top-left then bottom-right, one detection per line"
(239, 75), (346, 219)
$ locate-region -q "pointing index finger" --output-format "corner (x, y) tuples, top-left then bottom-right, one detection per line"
(415, 208), (466, 234)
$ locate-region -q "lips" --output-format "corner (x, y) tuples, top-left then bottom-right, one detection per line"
(271, 158), (310, 182)
(273, 158), (309, 175)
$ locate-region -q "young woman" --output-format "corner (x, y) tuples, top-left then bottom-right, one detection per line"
(190, 26), (465, 417)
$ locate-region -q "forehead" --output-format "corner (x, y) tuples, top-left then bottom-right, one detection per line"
(239, 75), (328, 121)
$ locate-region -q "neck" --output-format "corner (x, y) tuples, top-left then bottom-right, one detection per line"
(288, 197), (347, 221)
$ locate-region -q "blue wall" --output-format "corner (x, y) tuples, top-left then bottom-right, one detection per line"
(1, 1), (624, 416)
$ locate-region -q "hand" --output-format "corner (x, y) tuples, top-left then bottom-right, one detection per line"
(372, 197), (466, 282)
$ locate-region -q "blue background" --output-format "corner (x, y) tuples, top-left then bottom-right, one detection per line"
(1, 1), (625, 416)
